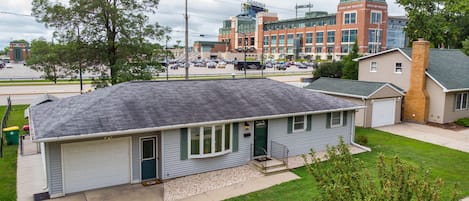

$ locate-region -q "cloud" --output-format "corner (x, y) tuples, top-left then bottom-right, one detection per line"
(0, 0), (405, 48)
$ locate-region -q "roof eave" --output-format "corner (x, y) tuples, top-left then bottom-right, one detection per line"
(425, 72), (449, 92)
(353, 48), (412, 62)
(306, 88), (368, 99)
(32, 107), (364, 143)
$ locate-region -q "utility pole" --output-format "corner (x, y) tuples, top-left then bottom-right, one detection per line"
(184, 0), (189, 80)
(165, 35), (169, 80)
(76, 25), (83, 94)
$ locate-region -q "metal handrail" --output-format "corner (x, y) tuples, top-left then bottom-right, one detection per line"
(250, 144), (269, 171)
(0, 97), (12, 158)
(270, 141), (289, 168)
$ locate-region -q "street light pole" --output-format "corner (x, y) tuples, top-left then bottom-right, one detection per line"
(184, 0), (189, 80)
(165, 36), (169, 80)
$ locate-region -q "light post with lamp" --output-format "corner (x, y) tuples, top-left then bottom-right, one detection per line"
(236, 32), (255, 78)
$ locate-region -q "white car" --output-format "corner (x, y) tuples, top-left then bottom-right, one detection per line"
(217, 62), (226, 68)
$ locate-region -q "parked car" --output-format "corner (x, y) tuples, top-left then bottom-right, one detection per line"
(265, 63), (273, 68)
(170, 64), (179, 70)
(275, 63), (287, 70)
(207, 62), (216, 68)
(296, 63), (308, 69)
(217, 61), (226, 68)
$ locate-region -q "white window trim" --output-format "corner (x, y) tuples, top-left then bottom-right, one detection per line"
(343, 11), (357, 24)
(330, 112), (344, 128)
(370, 61), (377, 72)
(188, 124), (232, 159)
(141, 138), (156, 160)
(293, 115), (307, 132)
(370, 10), (382, 24)
(394, 62), (403, 74)
(455, 92), (469, 111)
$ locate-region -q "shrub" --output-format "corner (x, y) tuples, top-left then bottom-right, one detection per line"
(355, 135), (368, 146)
(455, 118), (469, 127)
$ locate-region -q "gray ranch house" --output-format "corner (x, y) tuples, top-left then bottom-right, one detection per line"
(29, 79), (364, 198)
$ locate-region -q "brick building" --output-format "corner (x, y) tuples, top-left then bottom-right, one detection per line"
(9, 41), (30, 62)
(217, 0), (391, 61)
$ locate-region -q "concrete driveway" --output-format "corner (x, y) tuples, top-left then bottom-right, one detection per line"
(47, 183), (163, 201)
(377, 123), (469, 153)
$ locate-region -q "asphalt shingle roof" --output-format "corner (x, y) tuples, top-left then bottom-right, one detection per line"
(30, 79), (359, 140)
(305, 77), (402, 97)
(400, 48), (469, 90)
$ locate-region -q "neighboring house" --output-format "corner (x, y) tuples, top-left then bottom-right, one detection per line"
(29, 79), (364, 198)
(355, 39), (469, 124)
(305, 77), (404, 128)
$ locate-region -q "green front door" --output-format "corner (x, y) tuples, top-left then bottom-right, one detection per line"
(254, 120), (268, 157)
(141, 137), (157, 180)
(14, 48), (22, 61)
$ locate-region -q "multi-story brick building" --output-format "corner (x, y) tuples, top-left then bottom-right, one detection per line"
(217, 0), (391, 61)
(9, 41), (30, 62)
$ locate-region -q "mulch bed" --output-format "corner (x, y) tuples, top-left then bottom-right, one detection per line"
(426, 122), (468, 131)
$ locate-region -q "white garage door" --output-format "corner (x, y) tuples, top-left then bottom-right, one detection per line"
(371, 99), (396, 127)
(62, 137), (131, 194)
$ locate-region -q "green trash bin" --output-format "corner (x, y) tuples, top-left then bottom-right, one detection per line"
(3, 126), (19, 145)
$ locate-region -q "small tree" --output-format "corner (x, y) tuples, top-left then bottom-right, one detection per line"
(313, 61), (343, 78)
(27, 39), (74, 83)
(341, 41), (360, 80)
(462, 38), (469, 56)
(303, 137), (458, 201)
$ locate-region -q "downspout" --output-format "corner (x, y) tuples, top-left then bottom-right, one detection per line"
(362, 97), (367, 128)
(350, 111), (372, 152)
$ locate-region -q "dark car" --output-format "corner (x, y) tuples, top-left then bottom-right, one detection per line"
(275, 63), (287, 70)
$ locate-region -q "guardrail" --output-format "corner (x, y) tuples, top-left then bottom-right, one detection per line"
(0, 97), (12, 158)
(271, 141), (289, 168)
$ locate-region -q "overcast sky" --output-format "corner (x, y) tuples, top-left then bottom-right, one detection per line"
(0, 0), (405, 48)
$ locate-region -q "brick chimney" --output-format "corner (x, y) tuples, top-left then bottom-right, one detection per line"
(403, 39), (430, 123)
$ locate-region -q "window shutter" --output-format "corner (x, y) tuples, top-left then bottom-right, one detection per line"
(343, 111), (348, 126)
(287, 117), (293, 134)
(232, 123), (239, 152)
(180, 128), (188, 160)
(454, 94), (458, 112)
(306, 115), (312, 131)
(326, 113), (331, 128)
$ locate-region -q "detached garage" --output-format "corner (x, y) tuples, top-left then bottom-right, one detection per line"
(305, 77), (404, 128)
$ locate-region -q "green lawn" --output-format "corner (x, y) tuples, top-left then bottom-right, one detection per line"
(229, 127), (469, 201)
(0, 105), (29, 201)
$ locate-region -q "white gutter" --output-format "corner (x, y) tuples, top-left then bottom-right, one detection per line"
(28, 108), (48, 191)
(33, 106), (365, 143)
(350, 112), (372, 152)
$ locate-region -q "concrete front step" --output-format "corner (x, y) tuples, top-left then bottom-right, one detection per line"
(249, 158), (289, 175)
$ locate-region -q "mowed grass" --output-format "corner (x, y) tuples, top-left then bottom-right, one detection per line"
(0, 105), (29, 201)
(228, 127), (469, 201)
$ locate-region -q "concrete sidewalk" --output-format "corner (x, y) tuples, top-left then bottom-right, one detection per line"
(377, 123), (469, 153)
(17, 138), (46, 201)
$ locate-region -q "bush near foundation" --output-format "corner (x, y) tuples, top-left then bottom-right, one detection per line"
(455, 118), (469, 127)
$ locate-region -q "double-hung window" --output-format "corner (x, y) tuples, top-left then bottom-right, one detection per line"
(330, 112), (343, 128)
(395, 62), (402, 73)
(189, 124), (232, 158)
(371, 11), (382, 24)
(455, 92), (469, 111)
(370, 61), (377, 72)
(293, 115), (306, 132)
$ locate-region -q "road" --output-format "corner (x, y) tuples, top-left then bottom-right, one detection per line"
(0, 84), (93, 105)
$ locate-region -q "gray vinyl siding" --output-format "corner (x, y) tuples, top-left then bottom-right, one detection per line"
(45, 142), (63, 197)
(161, 123), (250, 180)
(268, 112), (353, 157)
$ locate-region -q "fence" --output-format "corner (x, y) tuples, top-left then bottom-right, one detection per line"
(0, 97), (12, 158)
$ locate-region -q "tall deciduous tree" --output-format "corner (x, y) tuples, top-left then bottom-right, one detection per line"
(32, 0), (169, 85)
(341, 41), (360, 80)
(462, 38), (469, 56)
(397, 0), (468, 48)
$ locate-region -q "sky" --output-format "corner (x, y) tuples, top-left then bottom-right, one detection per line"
(0, 0), (405, 48)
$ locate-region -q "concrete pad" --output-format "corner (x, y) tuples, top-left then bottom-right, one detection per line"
(179, 171), (300, 201)
(377, 123), (469, 153)
(47, 193), (87, 201)
(17, 145), (46, 201)
(84, 183), (163, 201)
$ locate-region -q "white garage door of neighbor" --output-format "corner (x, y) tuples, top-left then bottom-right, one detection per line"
(62, 137), (131, 194)
(371, 99), (396, 127)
